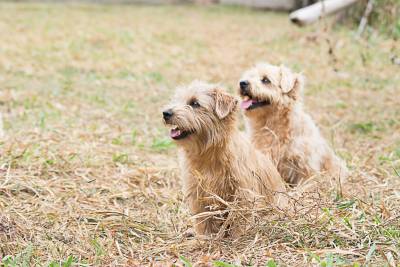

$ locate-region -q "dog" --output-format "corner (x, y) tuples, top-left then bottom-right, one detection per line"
(163, 80), (287, 236)
(238, 63), (347, 185)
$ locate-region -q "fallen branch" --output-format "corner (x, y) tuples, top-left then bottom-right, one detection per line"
(356, 0), (374, 37)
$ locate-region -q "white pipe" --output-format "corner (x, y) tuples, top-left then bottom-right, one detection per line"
(290, 0), (359, 26)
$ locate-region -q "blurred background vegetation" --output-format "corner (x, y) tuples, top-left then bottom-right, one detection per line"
(342, 0), (400, 38)
(11, 0), (400, 38)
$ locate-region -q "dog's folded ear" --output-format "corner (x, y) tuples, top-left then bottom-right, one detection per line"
(279, 65), (304, 97)
(213, 89), (238, 119)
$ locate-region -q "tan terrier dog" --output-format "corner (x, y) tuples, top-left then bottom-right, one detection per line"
(238, 63), (347, 185)
(163, 81), (287, 236)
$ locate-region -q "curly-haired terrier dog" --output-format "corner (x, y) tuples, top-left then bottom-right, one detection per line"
(163, 80), (287, 236)
(238, 63), (347, 185)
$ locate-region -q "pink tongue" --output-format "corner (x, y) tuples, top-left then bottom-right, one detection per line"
(170, 129), (181, 138)
(241, 99), (255, 110)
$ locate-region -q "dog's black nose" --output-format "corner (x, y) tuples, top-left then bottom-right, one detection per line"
(163, 109), (173, 120)
(240, 81), (249, 89)
(240, 80), (250, 95)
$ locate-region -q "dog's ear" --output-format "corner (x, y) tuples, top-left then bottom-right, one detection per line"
(213, 89), (238, 119)
(279, 65), (304, 96)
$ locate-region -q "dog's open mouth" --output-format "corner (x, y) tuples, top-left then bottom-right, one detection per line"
(169, 126), (193, 140)
(240, 96), (271, 110)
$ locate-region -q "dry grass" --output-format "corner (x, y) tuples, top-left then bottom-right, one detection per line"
(0, 3), (399, 266)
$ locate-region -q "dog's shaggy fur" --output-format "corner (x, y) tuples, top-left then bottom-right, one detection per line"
(239, 63), (347, 185)
(163, 81), (287, 236)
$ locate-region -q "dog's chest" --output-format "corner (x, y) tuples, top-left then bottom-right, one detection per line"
(199, 167), (238, 194)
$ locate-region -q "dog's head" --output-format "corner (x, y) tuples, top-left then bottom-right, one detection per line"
(238, 63), (304, 115)
(163, 80), (238, 149)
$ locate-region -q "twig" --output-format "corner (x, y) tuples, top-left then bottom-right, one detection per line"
(356, 0), (374, 37)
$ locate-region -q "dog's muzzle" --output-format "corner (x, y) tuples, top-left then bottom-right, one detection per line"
(162, 109), (194, 140)
(238, 82), (271, 110)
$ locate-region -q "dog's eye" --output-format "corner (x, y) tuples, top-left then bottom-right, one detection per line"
(189, 100), (200, 108)
(261, 77), (271, 84)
